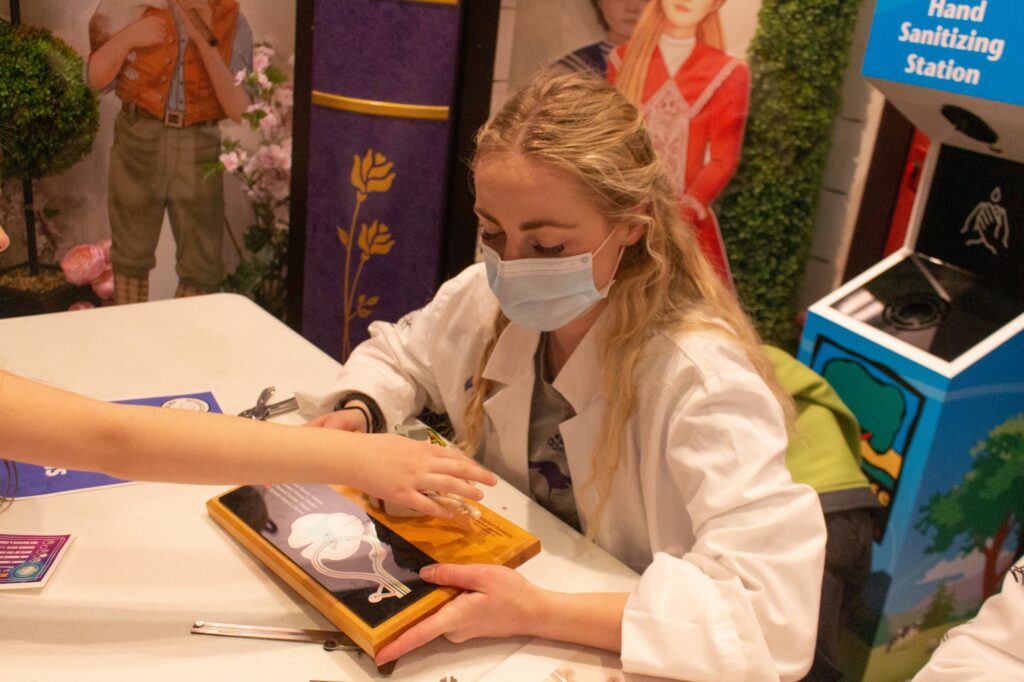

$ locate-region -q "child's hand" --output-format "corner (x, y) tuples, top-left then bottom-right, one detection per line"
(349, 434), (497, 520)
(126, 15), (167, 49)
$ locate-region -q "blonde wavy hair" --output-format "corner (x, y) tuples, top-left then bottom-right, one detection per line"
(458, 72), (791, 536)
(615, 0), (726, 106)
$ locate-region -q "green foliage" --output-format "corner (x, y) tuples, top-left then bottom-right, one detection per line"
(716, 0), (862, 345)
(920, 580), (955, 629)
(0, 21), (99, 179)
(222, 224), (289, 319)
(915, 414), (1024, 558)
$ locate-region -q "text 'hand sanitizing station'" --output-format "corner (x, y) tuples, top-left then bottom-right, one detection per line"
(799, 1), (1023, 678)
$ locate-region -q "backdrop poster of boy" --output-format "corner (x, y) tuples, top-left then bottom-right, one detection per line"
(0, 1), (297, 311)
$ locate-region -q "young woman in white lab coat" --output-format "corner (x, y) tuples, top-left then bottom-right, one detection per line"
(912, 556), (1024, 681)
(303, 72), (827, 680)
(0, 224), (495, 517)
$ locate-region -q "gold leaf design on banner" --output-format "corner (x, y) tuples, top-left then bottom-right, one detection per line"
(357, 220), (395, 259)
(350, 149), (396, 201)
(339, 149), (397, 359)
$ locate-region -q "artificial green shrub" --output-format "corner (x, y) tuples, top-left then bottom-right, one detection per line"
(717, 0), (862, 346)
(0, 20), (98, 179)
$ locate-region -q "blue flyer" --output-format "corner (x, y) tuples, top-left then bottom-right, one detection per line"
(13, 391), (222, 498)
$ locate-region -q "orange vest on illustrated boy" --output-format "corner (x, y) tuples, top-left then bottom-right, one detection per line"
(92, 0), (239, 126)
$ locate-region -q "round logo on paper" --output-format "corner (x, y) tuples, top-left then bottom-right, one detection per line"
(161, 397), (211, 412)
(11, 561), (43, 580)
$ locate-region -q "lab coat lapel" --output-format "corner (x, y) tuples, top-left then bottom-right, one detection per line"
(552, 314), (609, 527)
(481, 323), (540, 491)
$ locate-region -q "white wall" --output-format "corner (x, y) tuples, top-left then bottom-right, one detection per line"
(1, 1), (295, 301)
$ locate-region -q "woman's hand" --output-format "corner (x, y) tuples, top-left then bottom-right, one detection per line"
(347, 435), (497, 519)
(304, 407), (368, 432)
(375, 564), (544, 665)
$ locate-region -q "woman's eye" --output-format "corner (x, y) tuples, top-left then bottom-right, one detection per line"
(532, 243), (565, 255)
(480, 230), (504, 242)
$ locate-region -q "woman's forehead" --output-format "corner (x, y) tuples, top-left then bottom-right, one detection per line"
(475, 153), (581, 192)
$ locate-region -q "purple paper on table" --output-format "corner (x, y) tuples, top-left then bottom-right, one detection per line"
(0, 533), (72, 589)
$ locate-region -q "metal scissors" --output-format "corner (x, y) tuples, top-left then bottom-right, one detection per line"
(238, 386), (298, 420)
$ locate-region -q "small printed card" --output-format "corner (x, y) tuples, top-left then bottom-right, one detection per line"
(0, 533), (73, 589)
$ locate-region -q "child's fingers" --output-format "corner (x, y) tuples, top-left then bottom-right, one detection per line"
(426, 475), (485, 501)
(428, 454), (497, 487)
(408, 493), (454, 520)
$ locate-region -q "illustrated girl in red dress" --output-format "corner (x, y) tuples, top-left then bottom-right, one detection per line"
(609, 0), (747, 287)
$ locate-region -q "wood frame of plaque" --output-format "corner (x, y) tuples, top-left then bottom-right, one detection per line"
(206, 483), (540, 661)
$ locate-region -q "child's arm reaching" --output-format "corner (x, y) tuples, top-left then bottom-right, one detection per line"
(0, 370), (496, 519)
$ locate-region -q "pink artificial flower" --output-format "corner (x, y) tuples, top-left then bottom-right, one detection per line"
(258, 112), (279, 137)
(68, 301), (95, 311)
(234, 68), (246, 86)
(99, 239), (112, 267)
(61, 243), (107, 285)
(274, 84), (294, 109)
(220, 151), (240, 173)
(91, 268), (115, 301)
(254, 44), (275, 64)
(253, 52), (270, 73)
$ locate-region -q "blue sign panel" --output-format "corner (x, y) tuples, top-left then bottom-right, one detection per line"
(863, 0), (1022, 106)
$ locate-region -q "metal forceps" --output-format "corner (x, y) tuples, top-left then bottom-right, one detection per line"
(237, 386), (298, 420)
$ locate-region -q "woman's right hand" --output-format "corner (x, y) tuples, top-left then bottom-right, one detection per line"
(126, 15), (167, 48)
(303, 408), (368, 432)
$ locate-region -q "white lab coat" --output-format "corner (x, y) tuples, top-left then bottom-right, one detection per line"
(913, 557), (1024, 681)
(297, 264), (826, 680)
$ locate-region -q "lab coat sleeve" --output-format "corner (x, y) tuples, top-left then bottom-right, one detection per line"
(294, 266), (483, 430)
(621, 368), (826, 681)
(913, 557), (1024, 681)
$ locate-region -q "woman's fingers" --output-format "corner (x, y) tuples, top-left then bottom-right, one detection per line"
(374, 606), (452, 665)
(419, 563), (492, 591)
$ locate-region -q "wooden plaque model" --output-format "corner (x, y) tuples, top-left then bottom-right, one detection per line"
(207, 482), (540, 658)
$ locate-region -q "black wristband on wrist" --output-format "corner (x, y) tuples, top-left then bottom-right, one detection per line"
(334, 392), (384, 433)
(334, 405), (371, 433)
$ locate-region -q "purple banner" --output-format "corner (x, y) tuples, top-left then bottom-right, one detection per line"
(301, 0), (462, 360)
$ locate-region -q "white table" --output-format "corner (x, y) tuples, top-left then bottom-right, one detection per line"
(0, 294), (639, 681)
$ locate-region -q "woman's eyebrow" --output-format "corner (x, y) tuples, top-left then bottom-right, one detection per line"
(520, 219), (577, 231)
(475, 206), (577, 232)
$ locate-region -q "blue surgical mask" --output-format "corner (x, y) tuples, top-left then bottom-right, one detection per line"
(481, 230), (622, 331)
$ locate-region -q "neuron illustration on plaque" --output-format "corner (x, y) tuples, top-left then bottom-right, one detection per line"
(288, 512), (411, 603)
